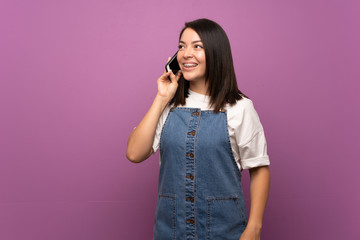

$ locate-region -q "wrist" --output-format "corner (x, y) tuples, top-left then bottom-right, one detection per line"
(245, 222), (262, 232)
(154, 94), (171, 109)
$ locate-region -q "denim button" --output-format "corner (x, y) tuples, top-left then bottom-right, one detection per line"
(186, 197), (194, 202)
(186, 153), (194, 158)
(186, 174), (194, 180)
(187, 131), (196, 136)
(191, 112), (200, 116)
(186, 219), (195, 224)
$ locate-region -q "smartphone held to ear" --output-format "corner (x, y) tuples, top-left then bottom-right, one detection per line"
(165, 51), (180, 75)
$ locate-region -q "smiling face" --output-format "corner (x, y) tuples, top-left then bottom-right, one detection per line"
(177, 28), (207, 92)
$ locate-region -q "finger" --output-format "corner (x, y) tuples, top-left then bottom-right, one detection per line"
(175, 70), (182, 82)
(166, 57), (171, 63)
(163, 70), (170, 76)
(168, 70), (179, 83)
(160, 70), (172, 81)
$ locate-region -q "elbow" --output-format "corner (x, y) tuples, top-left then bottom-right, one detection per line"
(126, 148), (149, 164)
(126, 151), (142, 164)
(126, 144), (153, 163)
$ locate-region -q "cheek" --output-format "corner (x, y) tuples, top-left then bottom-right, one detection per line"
(176, 53), (182, 63)
(197, 52), (206, 64)
(199, 54), (206, 73)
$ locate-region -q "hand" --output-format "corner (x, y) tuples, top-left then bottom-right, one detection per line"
(156, 58), (182, 102)
(239, 226), (261, 240)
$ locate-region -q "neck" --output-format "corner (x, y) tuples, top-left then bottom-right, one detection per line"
(189, 81), (209, 96)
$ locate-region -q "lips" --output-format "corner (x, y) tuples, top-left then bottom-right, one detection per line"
(183, 62), (198, 70)
(184, 63), (197, 67)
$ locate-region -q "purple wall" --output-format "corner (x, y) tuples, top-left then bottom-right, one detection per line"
(1, 0), (359, 239)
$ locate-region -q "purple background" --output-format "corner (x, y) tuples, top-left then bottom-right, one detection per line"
(1, 0), (359, 239)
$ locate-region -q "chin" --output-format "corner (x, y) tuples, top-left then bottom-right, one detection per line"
(183, 73), (198, 81)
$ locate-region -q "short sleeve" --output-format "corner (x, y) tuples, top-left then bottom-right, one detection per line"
(230, 98), (270, 169)
(238, 130), (270, 169)
(152, 105), (171, 153)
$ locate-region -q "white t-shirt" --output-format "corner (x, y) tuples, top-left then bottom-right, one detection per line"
(152, 90), (270, 170)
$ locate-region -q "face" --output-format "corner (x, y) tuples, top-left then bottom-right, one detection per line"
(177, 28), (206, 84)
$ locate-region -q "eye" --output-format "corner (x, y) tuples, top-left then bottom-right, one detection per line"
(178, 45), (184, 50)
(195, 44), (203, 49)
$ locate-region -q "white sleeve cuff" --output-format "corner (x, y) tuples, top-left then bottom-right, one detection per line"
(240, 155), (270, 169)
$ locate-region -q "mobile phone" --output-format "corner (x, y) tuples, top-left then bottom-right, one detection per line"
(165, 51), (180, 75)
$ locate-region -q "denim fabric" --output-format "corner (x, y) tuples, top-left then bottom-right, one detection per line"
(154, 108), (247, 240)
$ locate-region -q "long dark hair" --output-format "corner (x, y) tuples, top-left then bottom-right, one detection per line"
(170, 18), (248, 113)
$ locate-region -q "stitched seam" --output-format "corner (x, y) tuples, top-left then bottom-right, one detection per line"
(223, 111), (243, 176)
(193, 110), (201, 240)
(159, 107), (173, 152)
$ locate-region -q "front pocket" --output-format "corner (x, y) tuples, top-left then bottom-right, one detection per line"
(153, 195), (176, 240)
(206, 197), (246, 240)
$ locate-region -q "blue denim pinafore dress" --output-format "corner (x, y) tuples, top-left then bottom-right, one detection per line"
(154, 107), (247, 240)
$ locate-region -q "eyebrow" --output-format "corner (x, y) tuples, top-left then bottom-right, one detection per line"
(179, 40), (203, 44)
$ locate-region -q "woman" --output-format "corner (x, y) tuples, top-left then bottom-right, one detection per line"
(127, 18), (270, 240)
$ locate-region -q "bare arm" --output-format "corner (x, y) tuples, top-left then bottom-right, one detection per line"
(126, 95), (168, 162)
(240, 166), (270, 240)
(126, 69), (182, 163)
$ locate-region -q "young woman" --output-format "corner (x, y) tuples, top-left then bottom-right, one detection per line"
(127, 18), (270, 240)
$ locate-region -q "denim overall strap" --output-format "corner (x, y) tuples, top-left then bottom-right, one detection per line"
(154, 108), (247, 240)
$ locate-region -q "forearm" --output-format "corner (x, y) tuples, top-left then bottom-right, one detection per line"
(247, 166), (270, 231)
(126, 94), (169, 163)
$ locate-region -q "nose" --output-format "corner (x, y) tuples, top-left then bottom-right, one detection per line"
(183, 47), (193, 59)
